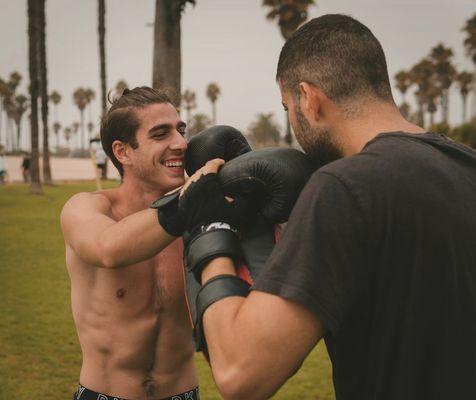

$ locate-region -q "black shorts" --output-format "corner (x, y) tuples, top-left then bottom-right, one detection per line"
(73, 383), (200, 400)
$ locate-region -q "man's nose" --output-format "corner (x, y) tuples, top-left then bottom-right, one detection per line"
(170, 130), (188, 151)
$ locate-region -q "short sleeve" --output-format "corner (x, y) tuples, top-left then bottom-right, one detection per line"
(252, 170), (368, 334)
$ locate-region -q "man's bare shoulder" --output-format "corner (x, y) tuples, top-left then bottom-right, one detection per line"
(60, 190), (118, 236)
(62, 191), (112, 218)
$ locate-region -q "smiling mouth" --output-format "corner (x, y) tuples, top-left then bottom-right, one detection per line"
(161, 160), (184, 168)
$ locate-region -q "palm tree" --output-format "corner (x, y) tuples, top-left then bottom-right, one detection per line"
(3, 96), (15, 150)
(152, 0), (195, 106)
(456, 71), (474, 124)
(462, 14), (476, 119)
(394, 70), (412, 119)
(64, 126), (72, 152)
(85, 88), (96, 140)
(425, 83), (440, 127)
(73, 88), (89, 153)
(187, 113), (212, 137)
(27, 0), (42, 194)
(206, 83), (220, 124)
(263, 0), (315, 39)
(49, 90), (61, 120)
(98, 0), (107, 118)
(262, 0), (316, 146)
(429, 44), (456, 124)
(87, 121), (95, 141)
(38, 0), (52, 183)
(394, 70), (412, 103)
(1, 72), (23, 150)
(181, 89), (196, 126)
(248, 112), (281, 147)
(0, 77), (6, 147)
(53, 121), (61, 148)
(8, 72), (22, 92)
(410, 58), (437, 128)
(115, 80), (128, 97)
(72, 122), (80, 150)
(12, 94), (28, 150)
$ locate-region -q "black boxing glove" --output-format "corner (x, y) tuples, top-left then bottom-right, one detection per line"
(150, 190), (183, 237)
(218, 147), (315, 223)
(185, 125), (251, 175)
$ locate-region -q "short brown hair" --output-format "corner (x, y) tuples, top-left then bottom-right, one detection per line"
(100, 86), (172, 177)
(277, 14), (393, 105)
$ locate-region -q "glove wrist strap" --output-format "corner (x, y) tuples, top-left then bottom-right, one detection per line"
(185, 224), (243, 283)
(194, 274), (250, 351)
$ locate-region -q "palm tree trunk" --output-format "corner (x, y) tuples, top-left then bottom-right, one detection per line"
(16, 121), (21, 150)
(98, 0), (107, 117)
(98, 0), (108, 178)
(462, 95), (467, 124)
(6, 119), (12, 151)
(212, 101), (216, 125)
(152, 0), (182, 106)
(28, 0), (42, 194)
(38, 0), (52, 183)
(80, 110), (85, 153)
(473, 72), (476, 120)
(441, 90), (449, 124)
(0, 103), (3, 147)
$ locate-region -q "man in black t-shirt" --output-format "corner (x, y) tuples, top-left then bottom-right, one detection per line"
(179, 14), (476, 400)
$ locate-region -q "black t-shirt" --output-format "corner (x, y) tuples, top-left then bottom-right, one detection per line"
(254, 132), (476, 400)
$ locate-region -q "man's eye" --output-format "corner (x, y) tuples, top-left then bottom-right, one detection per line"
(283, 105), (288, 112)
(152, 132), (166, 139)
(178, 127), (186, 136)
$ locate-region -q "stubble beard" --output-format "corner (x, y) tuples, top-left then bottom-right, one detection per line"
(294, 106), (344, 168)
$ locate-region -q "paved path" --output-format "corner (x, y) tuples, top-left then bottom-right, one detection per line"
(4, 156), (120, 182)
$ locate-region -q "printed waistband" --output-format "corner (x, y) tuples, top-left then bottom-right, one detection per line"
(74, 383), (200, 400)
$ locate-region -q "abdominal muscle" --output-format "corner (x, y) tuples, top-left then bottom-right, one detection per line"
(68, 239), (197, 400)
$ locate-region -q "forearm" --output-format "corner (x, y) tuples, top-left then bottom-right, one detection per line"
(83, 208), (175, 268)
(201, 259), (292, 399)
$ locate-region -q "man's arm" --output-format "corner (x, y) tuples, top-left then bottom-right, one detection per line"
(201, 258), (325, 400)
(60, 192), (175, 268)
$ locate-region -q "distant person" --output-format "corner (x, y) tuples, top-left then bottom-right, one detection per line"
(60, 87), (199, 400)
(0, 146), (8, 184)
(21, 152), (30, 183)
(95, 144), (108, 179)
(90, 137), (108, 180)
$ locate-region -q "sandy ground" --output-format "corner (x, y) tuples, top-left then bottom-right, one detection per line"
(3, 156), (120, 182)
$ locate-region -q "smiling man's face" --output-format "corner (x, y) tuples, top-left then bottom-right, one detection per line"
(129, 102), (187, 193)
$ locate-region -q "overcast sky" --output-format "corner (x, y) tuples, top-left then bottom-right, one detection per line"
(0, 0), (475, 149)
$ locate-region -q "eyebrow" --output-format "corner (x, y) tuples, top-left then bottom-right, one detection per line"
(148, 121), (186, 134)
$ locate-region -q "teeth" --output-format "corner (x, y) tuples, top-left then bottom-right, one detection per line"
(163, 160), (183, 167)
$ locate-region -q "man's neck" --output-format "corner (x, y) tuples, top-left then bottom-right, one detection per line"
(335, 102), (426, 157)
(115, 176), (171, 215)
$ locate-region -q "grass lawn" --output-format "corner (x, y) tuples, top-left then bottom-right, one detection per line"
(0, 182), (334, 400)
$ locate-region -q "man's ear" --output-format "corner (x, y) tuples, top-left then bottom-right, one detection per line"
(112, 140), (132, 168)
(298, 82), (321, 123)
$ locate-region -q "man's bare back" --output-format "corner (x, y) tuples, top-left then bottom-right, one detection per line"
(62, 187), (197, 399)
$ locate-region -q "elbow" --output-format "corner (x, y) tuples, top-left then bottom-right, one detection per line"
(98, 238), (125, 269)
(215, 367), (250, 400)
(215, 365), (275, 400)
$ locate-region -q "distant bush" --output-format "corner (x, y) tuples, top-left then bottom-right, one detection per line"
(449, 122), (476, 149)
(429, 122), (450, 135)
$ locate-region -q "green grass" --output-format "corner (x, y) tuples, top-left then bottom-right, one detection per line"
(0, 182), (334, 400)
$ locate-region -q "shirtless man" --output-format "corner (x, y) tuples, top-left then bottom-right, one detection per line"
(61, 87), (198, 400)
